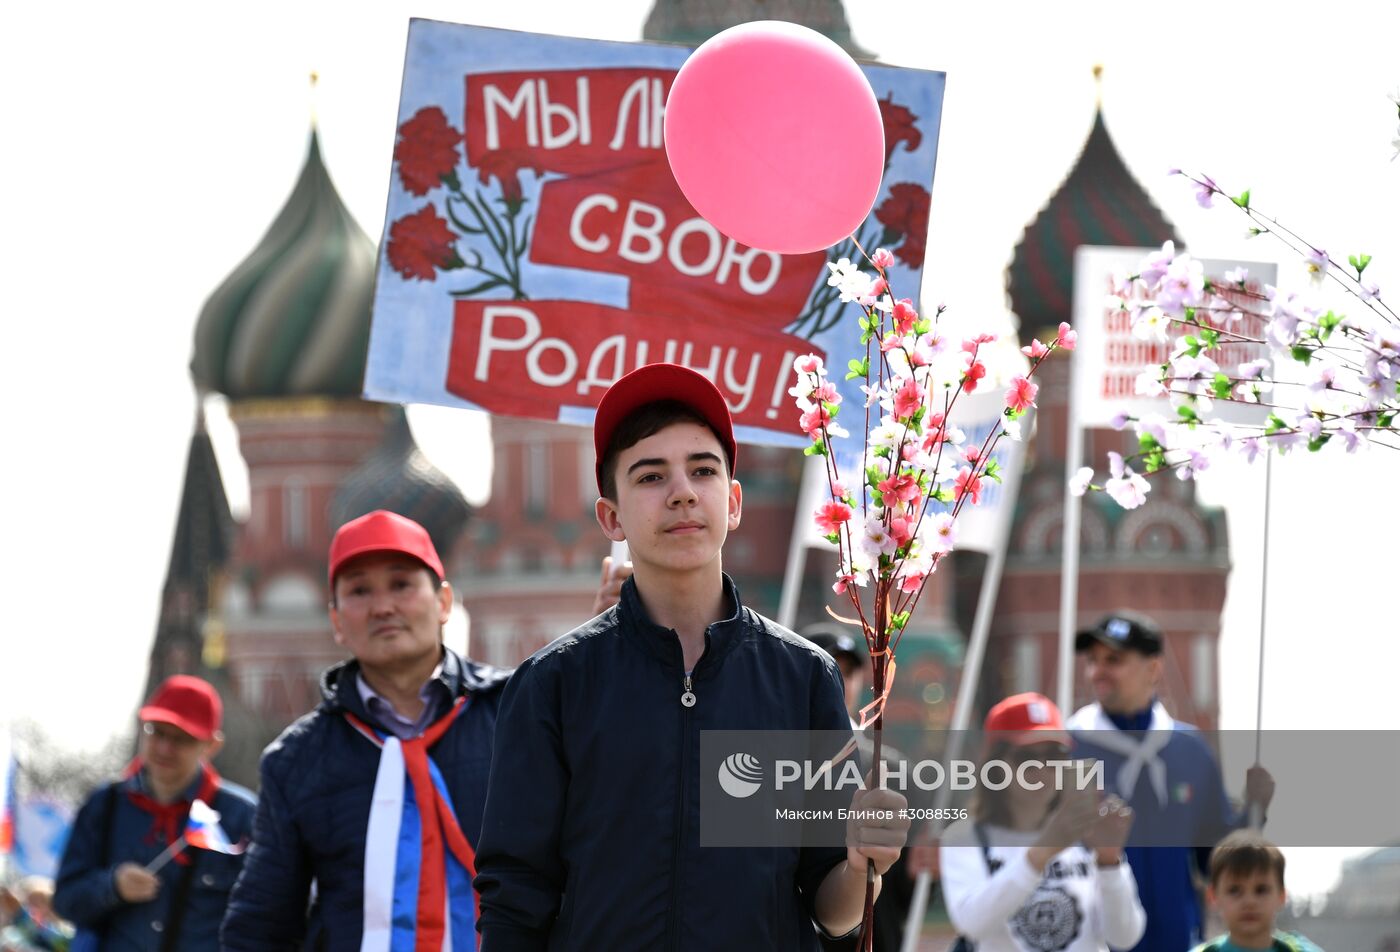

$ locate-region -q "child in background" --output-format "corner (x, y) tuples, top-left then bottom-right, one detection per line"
(1192, 830), (1323, 952)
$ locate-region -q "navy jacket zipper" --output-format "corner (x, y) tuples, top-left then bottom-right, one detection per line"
(668, 626), (713, 952)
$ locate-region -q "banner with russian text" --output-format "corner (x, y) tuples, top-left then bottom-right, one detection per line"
(365, 20), (945, 447)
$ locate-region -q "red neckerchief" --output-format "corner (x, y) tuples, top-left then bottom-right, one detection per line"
(344, 696), (476, 950)
(123, 758), (221, 866)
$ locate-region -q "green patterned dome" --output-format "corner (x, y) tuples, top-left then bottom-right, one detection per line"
(643, 0), (872, 57)
(191, 130), (375, 399)
(1006, 109), (1180, 337)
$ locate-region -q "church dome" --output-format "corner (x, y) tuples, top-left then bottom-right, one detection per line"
(644, 0), (872, 57)
(329, 408), (472, 561)
(191, 130), (375, 399)
(1006, 106), (1179, 337)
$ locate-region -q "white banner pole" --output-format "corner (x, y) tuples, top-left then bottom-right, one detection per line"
(608, 539), (630, 579)
(1056, 420), (1084, 715)
(778, 457), (830, 630)
(776, 534), (809, 632)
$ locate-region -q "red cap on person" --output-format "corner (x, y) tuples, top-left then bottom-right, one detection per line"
(139, 675), (222, 741)
(592, 363), (738, 494)
(328, 510), (445, 588)
(984, 692), (1071, 748)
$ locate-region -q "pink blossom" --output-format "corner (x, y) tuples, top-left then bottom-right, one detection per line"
(815, 500), (853, 535)
(871, 248), (896, 270)
(893, 298), (919, 336)
(830, 480), (849, 500)
(954, 467), (983, 505)
(878, 473), (921, 506)
(1069, 467), (1094, 497)
(794, 354), (824, 375)
(1104, 452), (1150, 509)
(1194, 174), (1219, 208)
(833, 574), (857, 595)
(810, 382), (839, 404)
(892, 377), (925, 419)
(1175, 449), (1210, 481)
(897, 571), (926, 594)
(799, 404), (831, 436)
(1305, 247), (1329, 283)
(1336, 420), (1364, 453)
(1158, 254), (1206, 315)
(1056, 322), (1077, 351)
(1021, 338), (1050, 359)
(961, 359), (986, 394)
(1135, 369), (1168, 397)
(1005, 375), (1039, 413)
(888, 512), (916, 546)
(1138, 241), (1176, 289)
(927, 512), (957, 554)
(859, 514), (898, 559)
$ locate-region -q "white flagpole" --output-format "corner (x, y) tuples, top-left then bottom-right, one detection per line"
(900, 410), (1033, 952)
(145, 836), (186, 874)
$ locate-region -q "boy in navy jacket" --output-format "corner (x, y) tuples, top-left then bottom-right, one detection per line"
(475, 364), (909, 951)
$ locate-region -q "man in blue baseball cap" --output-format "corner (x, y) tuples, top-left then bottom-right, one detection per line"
(1067, 610), (1274, 952)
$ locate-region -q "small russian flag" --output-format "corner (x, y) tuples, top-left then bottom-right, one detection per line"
(184, 798), (245, 855)
(0, 731), (16, 855)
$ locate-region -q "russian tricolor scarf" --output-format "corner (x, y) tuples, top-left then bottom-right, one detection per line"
(345, 697), (480, 951)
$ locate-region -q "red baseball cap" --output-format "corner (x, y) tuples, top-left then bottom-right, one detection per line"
(984, 692), (1070, 748)
(139, 675), (222, 741)
(328, 510), (445, 588)
(592, 363), (738, 494)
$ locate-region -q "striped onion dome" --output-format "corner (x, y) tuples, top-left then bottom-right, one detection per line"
(643, 0), (872, 57)
(191, 129), (375, 398)
(1006, 108), (1180, 337)
(329, 407), (472, 562)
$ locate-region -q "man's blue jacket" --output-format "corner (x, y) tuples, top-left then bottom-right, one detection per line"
(220, 649), (509, 950)
(54, 765), (256, 952)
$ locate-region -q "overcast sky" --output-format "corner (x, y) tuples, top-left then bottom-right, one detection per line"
(3, 0), (1396, 896)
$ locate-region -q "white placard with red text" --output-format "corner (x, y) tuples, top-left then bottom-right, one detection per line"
(1071, 246), (1275, 429)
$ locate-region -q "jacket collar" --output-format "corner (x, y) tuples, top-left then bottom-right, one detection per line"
(617, 572), (748, 673)
(322, 646), (481, 722)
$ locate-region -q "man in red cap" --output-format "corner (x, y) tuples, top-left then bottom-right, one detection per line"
(53, 675), (256, 951)
(222, 510), (512, 950)
(475, 364), (910, 951)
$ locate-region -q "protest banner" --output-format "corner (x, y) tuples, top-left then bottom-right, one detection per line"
(365, 20), (945, 450)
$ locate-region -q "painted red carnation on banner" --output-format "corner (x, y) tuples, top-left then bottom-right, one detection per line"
(878, 94), (922, 166)
(387, 205), (460, 281)
(875, 183), (931, 268)
(394, 107), (463, 196)
(475, 149), (543, 208)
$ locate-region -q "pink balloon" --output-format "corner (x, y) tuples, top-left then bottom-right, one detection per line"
(665, 21), (885, 255)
